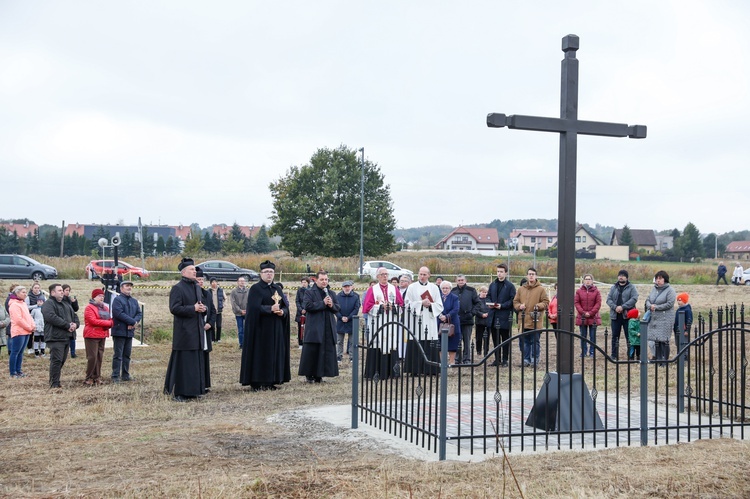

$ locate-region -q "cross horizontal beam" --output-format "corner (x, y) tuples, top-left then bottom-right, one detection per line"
(487, 113), (646, 139)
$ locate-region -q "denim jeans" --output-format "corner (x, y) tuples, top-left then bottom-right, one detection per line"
(9, 334), (28, 375)
(579, 325), (597, 356)
(235, 316), (245, 347)
(112, 336), (133, 380)
(522, 329), (540, 364)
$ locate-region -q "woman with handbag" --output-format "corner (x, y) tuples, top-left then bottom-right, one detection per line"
(575, 274), (602, 358)
(437, 281), (461, 365)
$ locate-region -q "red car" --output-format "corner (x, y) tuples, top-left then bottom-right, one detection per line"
(86, 260), (150, 280)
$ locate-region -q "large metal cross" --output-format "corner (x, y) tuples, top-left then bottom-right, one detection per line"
(487, 34), (646, 375)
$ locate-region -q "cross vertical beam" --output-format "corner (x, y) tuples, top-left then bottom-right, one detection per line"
(487, 34), (646, 376)
(556, 36), (579, 374)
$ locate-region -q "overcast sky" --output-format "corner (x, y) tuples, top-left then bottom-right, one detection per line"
(1, 1), (748, 236)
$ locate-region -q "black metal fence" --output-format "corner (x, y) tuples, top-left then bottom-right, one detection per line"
(351, 304), (749, 460)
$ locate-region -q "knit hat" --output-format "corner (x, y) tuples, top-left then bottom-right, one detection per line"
(626, 309), (639, 320)
(91, 288), (105, 299)
(676, 292), (689, 304)
(618, 269), (629, 279)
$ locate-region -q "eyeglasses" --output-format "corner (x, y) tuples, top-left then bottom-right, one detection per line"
(261, 270), (274, 274)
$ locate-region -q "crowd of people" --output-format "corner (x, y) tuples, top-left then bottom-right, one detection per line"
(1, 260), (703, 399)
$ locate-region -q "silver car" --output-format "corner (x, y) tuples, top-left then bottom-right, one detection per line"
(0, 254), (58, 280)
(360, 260), (414, 280)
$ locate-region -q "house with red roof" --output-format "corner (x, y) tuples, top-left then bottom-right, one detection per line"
(725, 241), (750, 261)
(434, 226), (500, 254)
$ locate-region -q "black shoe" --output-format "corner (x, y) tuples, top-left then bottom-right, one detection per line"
(314, 377), (323, 383)
(305, 377), (315, 384)
(70, 353), (77, 358)
(121, 377), (135, 382)
(501, 361), (508, 367)
(111, 378), (121, 384)
(489, 360), (500, 367)
(172, 395), (189, 402)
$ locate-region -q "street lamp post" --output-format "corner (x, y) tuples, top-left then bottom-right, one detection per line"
(359, 147), (365, 278)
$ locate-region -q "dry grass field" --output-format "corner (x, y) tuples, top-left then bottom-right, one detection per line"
(1, 279), (749, 498)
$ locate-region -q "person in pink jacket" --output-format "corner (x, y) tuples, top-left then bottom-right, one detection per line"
(575, 274), (602, 358)
(83, 288), (113, 385)
(8, 285), (35, 378)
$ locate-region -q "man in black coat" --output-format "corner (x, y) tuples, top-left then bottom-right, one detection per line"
(42, 283), (79, 389)
(196, 267), (214, 390)
(452, 274), (481, 364)
(487, 263), (517, 367)
(298, 270), (340, 383)
(239, 260), (291, 391)
(164, 258), (208, 402)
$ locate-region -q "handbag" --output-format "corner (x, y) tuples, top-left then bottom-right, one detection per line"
(643, 310), (652, 323)
(440, 317), (455, 337)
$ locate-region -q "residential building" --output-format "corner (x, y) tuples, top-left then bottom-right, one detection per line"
(725, 241), (750, 261)
(610, 228), (657, 253)
(510, 229), (557, 252)
(434, 227), (501, 253)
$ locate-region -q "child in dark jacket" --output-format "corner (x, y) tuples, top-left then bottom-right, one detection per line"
(474, 286), (491, 356)
(627, 308), (641, 360)
(673, 292), (693, 351)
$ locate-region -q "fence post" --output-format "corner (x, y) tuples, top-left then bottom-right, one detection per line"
(351, 316), (360, 429)
(677, 310), (686, 413)
(640, 318), (649, 446)
(439, 329), (448, 461)
(140, 304), (145, 344)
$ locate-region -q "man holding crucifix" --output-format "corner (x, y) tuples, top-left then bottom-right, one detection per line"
(239, 260), (291, 391)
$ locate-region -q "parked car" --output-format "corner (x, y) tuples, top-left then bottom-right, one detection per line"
(85, 260), (150, 280)
(0, 254), (58, 280)
(360, 260), (414, 280)
(743, 269), (750, 285)
(195, 260), (259, 282)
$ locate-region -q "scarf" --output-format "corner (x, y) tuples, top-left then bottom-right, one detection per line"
(89, 300), (111, 320)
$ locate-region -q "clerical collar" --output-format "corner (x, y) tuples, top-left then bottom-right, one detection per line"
(419, 281), (428, 286)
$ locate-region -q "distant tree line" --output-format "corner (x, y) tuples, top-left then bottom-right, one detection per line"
(0, 222), (274, 257)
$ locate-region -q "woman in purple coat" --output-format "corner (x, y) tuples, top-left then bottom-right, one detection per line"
(437, 281), (462, 365)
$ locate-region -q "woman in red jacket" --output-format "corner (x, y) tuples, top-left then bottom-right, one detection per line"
(575, 274), (602, 358)
(83, 289), (113, 385)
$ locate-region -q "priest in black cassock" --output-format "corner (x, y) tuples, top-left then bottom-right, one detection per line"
(164, 258), (208, 402)
(239, 260), (291, 391)
(298, 270), (340, 383)
(195, 267), (214, 390)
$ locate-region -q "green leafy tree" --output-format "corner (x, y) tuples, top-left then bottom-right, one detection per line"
(210, 233), (222, 253)
(40, 229), (60, 256)
(254, 225), (271, 253)
(619, 225), (635, 253)
(269, 145), (396, 257)
(156, 235), (166, 255)
(202, 232), (213, 253)
(165, 236), (177, 255)
(702, 233), (726, 258)
(120, 229), (134, 257)
(676, 222), (704, 260)
(221, 233), (244, 254)
(182, 229), (204, 255)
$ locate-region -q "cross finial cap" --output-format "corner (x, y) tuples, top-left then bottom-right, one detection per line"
(562, 34), (579, 52)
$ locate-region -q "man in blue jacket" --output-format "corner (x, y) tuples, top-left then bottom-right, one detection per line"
(111, 280), (142, 382)
(335, 280), (360, 363)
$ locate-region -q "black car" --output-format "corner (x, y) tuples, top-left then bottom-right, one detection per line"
(0, 254), (58, 280)
(195, 260), (259, 282)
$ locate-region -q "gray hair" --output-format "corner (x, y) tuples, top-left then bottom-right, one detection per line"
(440, 280), (452, 290)
(14, 285), (27, 294)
